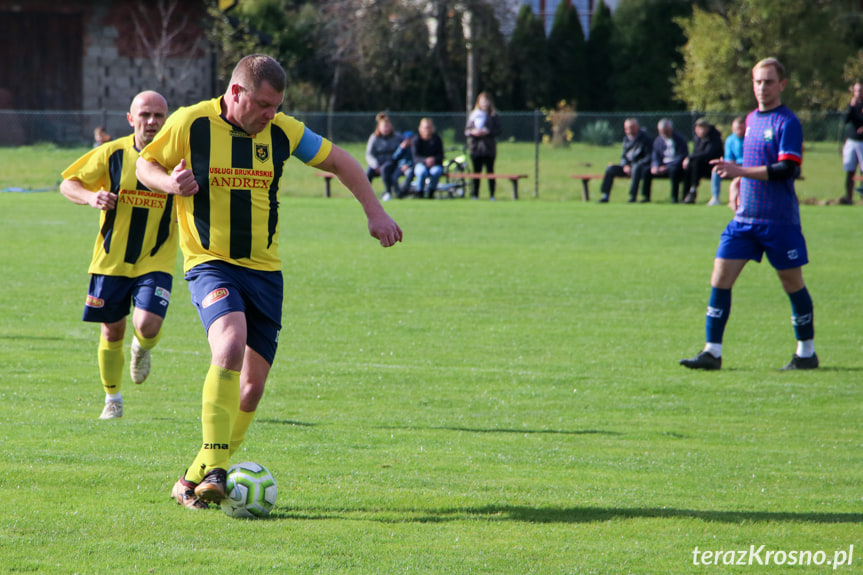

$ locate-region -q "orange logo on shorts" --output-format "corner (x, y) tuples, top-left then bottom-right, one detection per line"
(86, 295), (105, 308)
(202, 287), (229, 309)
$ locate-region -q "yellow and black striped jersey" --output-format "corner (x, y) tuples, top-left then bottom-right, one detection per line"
(61, 134), (178, 277)
(140, 97), (332, 273)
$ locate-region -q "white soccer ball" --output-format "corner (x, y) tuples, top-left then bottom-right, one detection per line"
(220, 461), (278, 518)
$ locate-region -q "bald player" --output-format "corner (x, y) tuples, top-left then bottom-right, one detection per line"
(61, 91), (176, 419)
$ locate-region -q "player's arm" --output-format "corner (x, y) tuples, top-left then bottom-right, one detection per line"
(316, 144), (402, 248)
(60, 178), (116, 211)
(136, 157), (199, 197)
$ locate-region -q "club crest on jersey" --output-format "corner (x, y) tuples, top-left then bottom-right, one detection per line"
(202, 287), (229, 308)
(86, 295), (105, 308)
(763, 128), (774, 142)
(255, 143), (269, 162)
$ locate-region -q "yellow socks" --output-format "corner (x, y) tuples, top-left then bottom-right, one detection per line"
(185, 365), (240, 484)
(133, 328), (161, 350)
(229, 409), (256, 457)
(98, 335), (124, 397)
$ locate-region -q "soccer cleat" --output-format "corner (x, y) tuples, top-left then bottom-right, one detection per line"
(679, 351), (722, 370)
(171, 476), (209, 510)
(707, 197), (721, 206)
(781, 353), (819, 370)
(129, 337), (151, 384)
(683, 191), (697, 204)
(598, 194), (610, 203)
(194, 468), (228, 503)
(98, 401), (123, 419)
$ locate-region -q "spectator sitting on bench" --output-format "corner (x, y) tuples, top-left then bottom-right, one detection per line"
(599, 118), (653, 203)
(682, 118), (723, 204)
(393, 131), (414, 199)
(650, 118), (689, 203)
(411, 118), (444, 199)
(709, 116), (745, 207)
(365, 114), (402, 201)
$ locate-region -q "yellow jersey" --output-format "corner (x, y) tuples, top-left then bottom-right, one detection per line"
(140, 97), (331, 272)
(62, 134), (178, 277)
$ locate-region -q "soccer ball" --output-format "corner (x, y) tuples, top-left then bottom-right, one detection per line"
(220, 461), (278, 518)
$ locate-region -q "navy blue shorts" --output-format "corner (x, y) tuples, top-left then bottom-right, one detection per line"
(716, 220), (809, 270)
(185, 260), (283, 365)
(83, 272), (173, 324)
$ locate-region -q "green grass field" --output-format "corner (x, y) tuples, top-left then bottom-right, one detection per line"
(1, 144), (862, 573)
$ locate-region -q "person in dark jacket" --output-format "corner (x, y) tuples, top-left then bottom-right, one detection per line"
(841, 81), (863, 204)
(465, 92), (502, 200)
(365, 115), (402, 201)
(682, 118), (723, 204)
(599, 118), (653, 203)
(411, 118), (445, 198)
(650, 118), (689, 203)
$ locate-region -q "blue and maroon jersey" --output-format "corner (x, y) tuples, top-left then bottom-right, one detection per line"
(735, 105), (803, 225)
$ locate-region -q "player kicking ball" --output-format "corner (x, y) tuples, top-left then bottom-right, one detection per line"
(680, 57), (817, 371)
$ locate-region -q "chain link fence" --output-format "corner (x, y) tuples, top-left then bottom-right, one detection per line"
(0, 109), (848, 149)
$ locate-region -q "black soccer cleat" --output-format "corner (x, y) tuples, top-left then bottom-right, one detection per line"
(781, 353), (819, 371)
(679, 351), (722, 370)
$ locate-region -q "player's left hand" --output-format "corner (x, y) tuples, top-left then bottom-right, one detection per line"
(368, 213), (403, 248)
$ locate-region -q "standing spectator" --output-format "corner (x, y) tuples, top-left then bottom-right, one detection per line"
(598, 118), (653, 203)
(709, 116), (745, 206)
(649, 119), (688, 203)
(60, 91), (173, 420)
(840, 81), (863, 205)
(137, 54), (402, 511)
(682, 118), (723, 204)
(365, 115), (402, 201)
(465, 91), (502, 200)
(411, 118), (445, 199)
(680, 57), (816, 371)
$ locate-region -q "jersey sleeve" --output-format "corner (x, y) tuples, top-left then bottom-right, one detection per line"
(140, 107), (192, 170)
(272, 114), (332, 167)
(61, 143), (111, 191)
(778, 114), (803, 165)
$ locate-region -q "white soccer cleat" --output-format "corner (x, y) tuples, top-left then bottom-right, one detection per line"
(129, 336), (151, 384)
(98, 401), (123, 420)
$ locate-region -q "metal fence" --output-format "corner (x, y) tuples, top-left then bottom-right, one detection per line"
(0, 109), (848, 149)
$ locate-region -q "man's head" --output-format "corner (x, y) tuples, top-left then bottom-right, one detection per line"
(418, 118), (435, 139)
(224, 54), (286, 135)
(127, 91), (168, 149)
(852, 82), (863, 102)
(732, 116), (745, 138)
(694, 118), (711, 138)
(752, 57), (786, 111)
(657, 118), (673, 138)
(623, 118), (640, 139)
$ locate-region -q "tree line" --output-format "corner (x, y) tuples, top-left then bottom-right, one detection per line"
(206, 0), (863, 113)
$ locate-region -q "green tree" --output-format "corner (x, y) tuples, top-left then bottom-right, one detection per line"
(675, 0), (851, 111)
(611, 0), (690, 111)
(547, 0), (585, 109)
(583, 0), (614, 111)
(507, 4), (548, 110)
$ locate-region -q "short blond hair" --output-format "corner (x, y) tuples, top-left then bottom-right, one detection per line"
(753, 57), (785, 81)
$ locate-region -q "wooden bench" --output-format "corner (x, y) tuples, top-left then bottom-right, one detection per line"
(446, 173), (528, 199)
(315, 171), (337, 197)
(570, 174), (603, 201)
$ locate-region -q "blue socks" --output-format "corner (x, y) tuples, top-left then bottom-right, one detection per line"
(705, 287), (731, 348)
(788, 287), (814, 341)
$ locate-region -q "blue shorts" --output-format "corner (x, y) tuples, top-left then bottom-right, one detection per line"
(83, 272), (173, 324)
(716, 219), (809, 270)
(185, 260), (283, 365)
